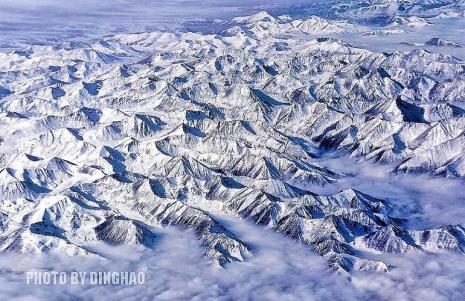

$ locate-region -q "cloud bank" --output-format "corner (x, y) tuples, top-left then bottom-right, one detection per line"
(1, 217), (465, 301)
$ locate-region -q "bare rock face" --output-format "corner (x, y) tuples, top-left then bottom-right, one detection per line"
(0, 9), (464, 274)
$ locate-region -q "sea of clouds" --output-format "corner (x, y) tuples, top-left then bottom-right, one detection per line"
(1, 219), (464, 301)
(0, 109), (463, 300)
(1, 156), (464, 300)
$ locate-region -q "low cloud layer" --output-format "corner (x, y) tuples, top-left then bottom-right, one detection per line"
(1, 214), (465, 300)
(352, 252), (465, 301)
(0, 156), (464, 300)
(0, 221), (359, 301)
(315, 155), (465, 228)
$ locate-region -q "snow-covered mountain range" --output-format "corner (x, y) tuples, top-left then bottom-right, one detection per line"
(283, 0), (465, 23)
(1, 5), (465, 281)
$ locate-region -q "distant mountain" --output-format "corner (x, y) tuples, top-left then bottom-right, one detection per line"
(213, 11), (362, 38)
(425, 37), (464, 48)
(278, 0), (465, 25)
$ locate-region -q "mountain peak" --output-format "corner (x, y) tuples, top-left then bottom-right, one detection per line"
(232, 11), (276, 24)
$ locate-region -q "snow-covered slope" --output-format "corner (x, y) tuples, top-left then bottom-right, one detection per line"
(221, 12), (361, 38)
(1, 11), (465, 274)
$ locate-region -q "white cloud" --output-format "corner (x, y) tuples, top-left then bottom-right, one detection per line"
(1, 215), (465, 300)
(0, 221), (360, 301)
(316, 156), (465, 227)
